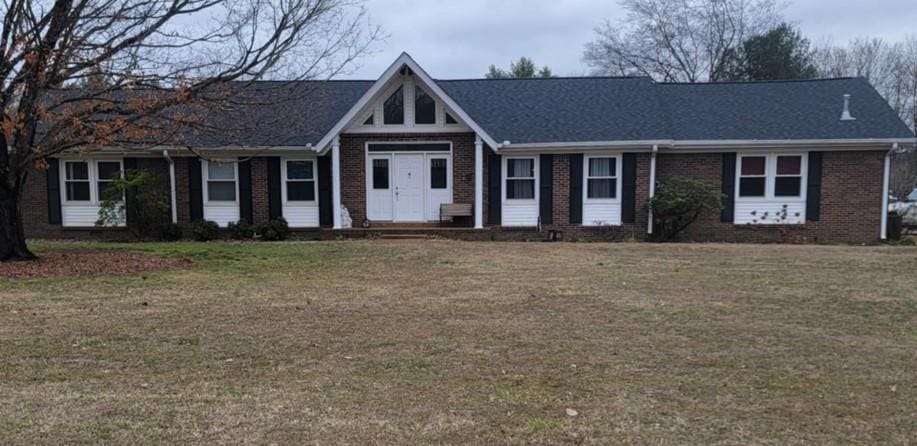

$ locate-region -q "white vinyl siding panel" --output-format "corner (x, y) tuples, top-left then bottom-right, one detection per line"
(734, 201), (806, 225)
(203, 206), (240, 227)
(281, 158), (319, 228)
(60, 158), (125, 228)
(501, 156), (539, 227)
(734, 153), (807, 225)
(582, 155), (622, 226)
(202, 160), (240, 227)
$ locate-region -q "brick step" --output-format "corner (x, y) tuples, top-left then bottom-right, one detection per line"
(378, 233), (436, 240)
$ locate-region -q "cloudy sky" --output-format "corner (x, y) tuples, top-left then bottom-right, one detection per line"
(340, 0), (917, 79)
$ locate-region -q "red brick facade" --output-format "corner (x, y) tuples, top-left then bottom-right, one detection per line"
(654, 150), (885, 244)
(19, 146), (887, 244)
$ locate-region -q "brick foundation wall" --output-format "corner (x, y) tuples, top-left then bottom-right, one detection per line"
(18, 149), (886, 244)
(655, 150), (885, 244)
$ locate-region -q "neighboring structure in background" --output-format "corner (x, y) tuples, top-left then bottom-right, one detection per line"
(23, 53), (917, 244)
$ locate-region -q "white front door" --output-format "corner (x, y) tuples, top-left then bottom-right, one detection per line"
(394, 154), (425, 221)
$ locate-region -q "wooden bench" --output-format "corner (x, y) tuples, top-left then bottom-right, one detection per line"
(440, 203), (473, 223)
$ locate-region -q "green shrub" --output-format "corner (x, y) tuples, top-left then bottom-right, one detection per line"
(228, 219), (255, 240)
(160, 223), (184, 241)
(191, 219), (221, 241)
(96, 168), (171, 239)
(258, 218), (290, 241)
(647, 177), (724, 242)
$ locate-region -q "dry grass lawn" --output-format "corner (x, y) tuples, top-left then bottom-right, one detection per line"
(1, 240), (916, 445)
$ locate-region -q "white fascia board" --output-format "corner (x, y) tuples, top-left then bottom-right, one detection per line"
(313, 52), (500, 154)
(499, 140), (672, 152)
(670, 138), (917, 150)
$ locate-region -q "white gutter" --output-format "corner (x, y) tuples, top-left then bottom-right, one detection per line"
(494, 137), (917, 152)
(648, 144), (658, 234)
(880, 143), (896, 240)
(163, 150), (178, 224)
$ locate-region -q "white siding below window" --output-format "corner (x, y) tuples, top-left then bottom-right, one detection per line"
(204, 206), (240, 227)
(283, 205), (320, 228)
(62, 205), (103, 227)
(502, 202), (538, 226)
(734, 201), (806, 225)
(426, 188), (452, 221)
(582, 202), (622, 226)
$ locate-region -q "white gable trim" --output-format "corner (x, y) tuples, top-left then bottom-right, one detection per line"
(314, 53), (499, 154)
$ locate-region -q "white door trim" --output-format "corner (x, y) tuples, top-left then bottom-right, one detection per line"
(363, 141), (453, 223)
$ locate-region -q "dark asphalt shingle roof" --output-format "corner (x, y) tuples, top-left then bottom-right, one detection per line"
(45, 76), (914, 147)
(437, 77), (670, 144)
(658, 78), (914, 141)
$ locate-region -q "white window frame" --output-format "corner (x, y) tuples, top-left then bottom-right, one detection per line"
(735, 153), (808, 202)
(503, 156), (539, 203)
(281, 158), (318, 205)
(60, 159), (124, 205)
(428, 156), (450, 190)
(583, 154), (622, 204)
(202, 160), (239, 206)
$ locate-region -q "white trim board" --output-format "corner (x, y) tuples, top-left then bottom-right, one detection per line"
(314, 52), (499, 153)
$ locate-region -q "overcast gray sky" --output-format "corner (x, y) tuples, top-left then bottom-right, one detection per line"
(340, 0), (917, 79)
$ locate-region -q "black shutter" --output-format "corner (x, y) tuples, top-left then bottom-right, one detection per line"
(238, 158), (252, 223)
(318, 156), (332, 226)
(46, 159), (62, 225)
(267, 157), (282, 220)
(569, 154), (583, 224)
(806, 152), (823, 221)
(188, 158), (203, 221)
(622, 153), (637, 224)
(122, 158), (139, 224)
(721, 153), (736, 223)
(487, 153), (501, 225)
(539, 154), (553, 225)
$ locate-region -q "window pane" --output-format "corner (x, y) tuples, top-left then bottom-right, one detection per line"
(507, 159), (534, 178)
(383, 86), (404, 125)
(372, 159), (389, 189)
(774, 177), (801, 196)
(287, 161), (313, 180)
(208, 162), (235, 180)
(777, 156), (802, 175)
(588, 157), (616, 177)
(208, 181), (236, 201)
(97, 181), (119, 201)
(287, 181), (315, 201)
(445, 113), (458, 124)
(363, 114), (374, 125)
(588, 178), (616, 199)
(97, 162), (121, 180)
(430, 158), (447, 189)
(66, 162), (89, 180)
(414, 86), (436, 124)
(739, 177), (766, 197)
(66, 182), (90, 201)
(740, 157), (766, 176)
(506, 179), (535, 199)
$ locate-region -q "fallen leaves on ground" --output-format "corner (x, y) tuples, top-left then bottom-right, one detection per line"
(0, 251), (189, 279)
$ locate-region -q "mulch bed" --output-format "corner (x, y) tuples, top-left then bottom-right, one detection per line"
(0, 251), (190, 279)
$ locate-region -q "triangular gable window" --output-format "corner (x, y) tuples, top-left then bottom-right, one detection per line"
(414, 86), (436, 124)
(445, 112), (458, 125)
(363, 114), (374, 126)
(383, 86), (404, 125)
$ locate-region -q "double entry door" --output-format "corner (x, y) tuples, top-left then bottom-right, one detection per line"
(366, 151), (451, 222)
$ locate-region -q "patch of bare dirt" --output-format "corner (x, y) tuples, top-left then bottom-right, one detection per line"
(0, 251), (189, 279)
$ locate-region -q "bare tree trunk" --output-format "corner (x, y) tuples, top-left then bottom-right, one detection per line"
(0, 179), (36, 262)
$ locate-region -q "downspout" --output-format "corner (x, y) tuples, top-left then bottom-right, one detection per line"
(880, 143), (896, 240)
(647, 144), (658, 234)
(163, 150), (178, 224)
